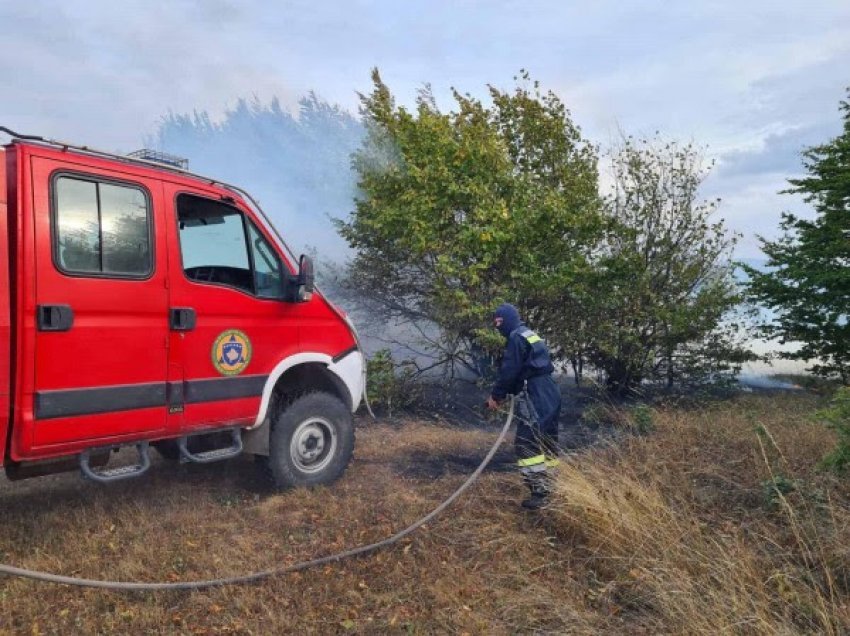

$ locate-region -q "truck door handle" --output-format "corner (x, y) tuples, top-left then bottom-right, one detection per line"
(37, 304), (74, 332)
(170, 307), (196, 331)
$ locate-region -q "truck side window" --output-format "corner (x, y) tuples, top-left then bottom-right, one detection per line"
(177, 194), (254, 294)
(247, 221), (284, 299)
(54, 176), (152, 277)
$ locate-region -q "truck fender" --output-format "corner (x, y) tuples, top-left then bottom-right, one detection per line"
(242, 351), (364, 456)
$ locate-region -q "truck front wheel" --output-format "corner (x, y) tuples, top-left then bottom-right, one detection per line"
(267, 392), (354, 489)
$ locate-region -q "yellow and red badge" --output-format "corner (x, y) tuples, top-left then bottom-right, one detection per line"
(211, 329), (252, 376)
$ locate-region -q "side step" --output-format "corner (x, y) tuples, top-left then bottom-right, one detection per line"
(178, 428), (243, 464)
(80, 442), (151, 483)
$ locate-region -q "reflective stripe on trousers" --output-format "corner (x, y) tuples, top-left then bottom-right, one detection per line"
(515, 388), (560, 478)
(516, 453), (559, 476)
(517, 453), (547, 476)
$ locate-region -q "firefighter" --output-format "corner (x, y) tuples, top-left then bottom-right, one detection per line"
(486, 303), (562, 509)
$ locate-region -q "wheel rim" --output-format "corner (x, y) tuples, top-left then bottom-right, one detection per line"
(290, 417), (338, 473)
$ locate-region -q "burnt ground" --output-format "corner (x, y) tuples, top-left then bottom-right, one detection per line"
(366, 378), (622, 480)
(8, 378), (797, 491)
(1, 378), (609, 500)
(368, 376), (810, 481)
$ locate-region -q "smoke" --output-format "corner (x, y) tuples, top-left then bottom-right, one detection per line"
(152, 93), (426, 360)
(149, 93), (819, 384)
(737, 374), (803, 391)
(153, 93), (364, 261)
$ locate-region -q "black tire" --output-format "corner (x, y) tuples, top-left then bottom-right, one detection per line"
(267, 392), (354, 489)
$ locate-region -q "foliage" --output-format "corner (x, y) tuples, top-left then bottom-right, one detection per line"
(744, 90), (850, 382)
(338, 72), (751, 392)
(551, 393), (848, 633)
(630, 403), (655, 434)
(770, 373), (840, 394)
(589, 136), (751, 394)
(366, 349), (421, 416)
(336, 69), (601, 374)
(817, 386), (850, 473)
(761, 474), (797, 507)
(579, 401), (655, 434)
(664, 318), (759, 388)
(1, 390), (847, 633)
(579, 402), (612, 429)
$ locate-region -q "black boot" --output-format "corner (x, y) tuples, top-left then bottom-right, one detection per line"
(521, 475), (550, 510)
(521, 491), (549, 510)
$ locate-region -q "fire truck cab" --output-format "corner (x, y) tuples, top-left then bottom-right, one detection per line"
(0, 134), (363, 487)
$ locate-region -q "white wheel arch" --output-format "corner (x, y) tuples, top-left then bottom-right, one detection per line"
(250, 350), (364, 429)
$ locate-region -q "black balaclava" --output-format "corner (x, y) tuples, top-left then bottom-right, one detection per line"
(494, 303), (522, 338)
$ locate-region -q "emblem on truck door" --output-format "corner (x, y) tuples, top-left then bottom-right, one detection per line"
(212, 330), (252, 376)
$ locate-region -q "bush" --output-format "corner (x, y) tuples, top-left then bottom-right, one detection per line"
(580, 402), (628, 429)
(818, 386), (850, 473)
(761, 474), (797, 508)
(772, 373), (841, 394)
(366, 349), (421, 416)
(580, 401), (655, 434)
(630, 403), (655, 434)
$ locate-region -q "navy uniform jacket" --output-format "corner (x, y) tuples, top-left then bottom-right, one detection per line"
(491, 326), (556, 400)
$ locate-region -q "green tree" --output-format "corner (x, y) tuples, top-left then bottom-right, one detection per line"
(590, 136), (748, 394)
(336, 70), (601, 373)
(744, 91), (850, 383)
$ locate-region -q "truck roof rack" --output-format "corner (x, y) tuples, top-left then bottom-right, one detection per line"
(1, 126), (199, 179)
(127, 149), (189, 170)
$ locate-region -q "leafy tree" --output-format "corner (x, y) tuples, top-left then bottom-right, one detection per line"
(744, 91), (850, 383)
(590, 136), (748, 394)
(336, 70), (601, 374)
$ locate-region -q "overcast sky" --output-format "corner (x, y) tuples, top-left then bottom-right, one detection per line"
(2, 0), (848, 258)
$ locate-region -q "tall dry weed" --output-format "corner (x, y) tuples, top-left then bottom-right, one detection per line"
(548, 395), (850, 634)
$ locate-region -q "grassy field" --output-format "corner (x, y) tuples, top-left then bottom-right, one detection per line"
(0, 391), (847, 634)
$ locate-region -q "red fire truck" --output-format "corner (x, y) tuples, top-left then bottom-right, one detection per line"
(0, 130), (364, 487)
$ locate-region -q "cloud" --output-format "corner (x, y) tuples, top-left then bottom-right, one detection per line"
(0, 1), (300, 149)
(712, 51), (848, 176)
(716, 121), (838, 178)
(2, 0), (849, 262)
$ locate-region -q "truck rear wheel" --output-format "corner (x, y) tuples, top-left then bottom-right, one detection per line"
(267, 392), (354, 489)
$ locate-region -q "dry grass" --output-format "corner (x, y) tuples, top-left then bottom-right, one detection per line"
(550, 392), (850, 634)
(0, 392), (847, 634)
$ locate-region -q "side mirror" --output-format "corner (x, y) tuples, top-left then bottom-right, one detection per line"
(288, 254), (314, 302)
(298, 254), (314, 296)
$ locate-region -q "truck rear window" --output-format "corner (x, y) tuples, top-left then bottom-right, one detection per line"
(53, 175), (152, 277)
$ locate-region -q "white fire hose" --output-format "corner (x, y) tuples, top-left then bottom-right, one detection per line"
(0, 398), (514, 591)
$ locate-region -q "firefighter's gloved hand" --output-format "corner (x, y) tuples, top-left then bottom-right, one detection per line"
(485, 396), (502, 411)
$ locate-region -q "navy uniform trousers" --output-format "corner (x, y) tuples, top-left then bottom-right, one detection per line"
(515, 374), (561, 489)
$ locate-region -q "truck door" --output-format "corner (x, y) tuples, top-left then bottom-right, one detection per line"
(27, 157), (169, 452)
(163, 187), (301, 432)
